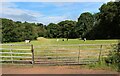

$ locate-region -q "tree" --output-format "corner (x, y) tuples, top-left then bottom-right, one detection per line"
(77, 12), (94, 39)
(84, 2), (120, 39)
(46, 23), (60, 38)
(58, 20), (77, 39)
(2, 18), (17, 42)
(36, 23), (46, 37)
(1, 18), (46, 43)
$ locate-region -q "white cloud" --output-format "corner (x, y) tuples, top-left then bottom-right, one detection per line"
(1, 2), (68, 25)
(37, 15), (69, 24)
(1, 2), (43, 21)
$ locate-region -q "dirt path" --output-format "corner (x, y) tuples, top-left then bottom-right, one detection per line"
(1, 65), (119, 74)
(1, 65), (118, 74)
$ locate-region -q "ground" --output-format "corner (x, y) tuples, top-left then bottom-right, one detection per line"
(1, 65), (119, 74)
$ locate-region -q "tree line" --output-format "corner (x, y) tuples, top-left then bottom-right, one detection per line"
(1, 1), (120, 43)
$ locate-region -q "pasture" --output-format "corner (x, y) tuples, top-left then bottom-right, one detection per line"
(0, 38), (118, 65)
(7, 38), (118, 45)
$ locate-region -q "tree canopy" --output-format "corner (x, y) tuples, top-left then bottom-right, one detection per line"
(83, 2), (120, 39)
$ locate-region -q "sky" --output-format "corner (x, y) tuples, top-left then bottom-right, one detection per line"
(0, 2), (109, 25)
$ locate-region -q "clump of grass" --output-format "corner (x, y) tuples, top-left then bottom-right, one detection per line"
(87, 60), (116, 71)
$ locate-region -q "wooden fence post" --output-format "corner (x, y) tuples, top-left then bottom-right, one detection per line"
(10, 44), (13, 63)
(98, 45), (102, 62)
(78, 45), (80, 64)
(31, 44), (34, 64)
(56, 45), (57, 65)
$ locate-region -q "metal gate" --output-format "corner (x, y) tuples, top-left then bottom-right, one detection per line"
(34, 44), (113, 65)
(0, 44), (114, 65)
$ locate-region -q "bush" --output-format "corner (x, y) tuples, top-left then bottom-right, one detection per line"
(105, 41), (120, 71)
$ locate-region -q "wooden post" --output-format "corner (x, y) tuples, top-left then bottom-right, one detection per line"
(78, 45), (80, 64)
(56, 45), (58, 65)
(98, 45), (102, 62)
(31, 44), (34, 64)
(10, 44), (13, 63)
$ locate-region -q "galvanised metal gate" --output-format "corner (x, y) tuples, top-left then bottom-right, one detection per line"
(34, 44), (114, 65)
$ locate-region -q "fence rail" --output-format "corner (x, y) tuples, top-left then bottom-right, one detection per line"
(0, 52), (32, 55)
(0, 44), (34, 64)
(34, 44), (116, 65)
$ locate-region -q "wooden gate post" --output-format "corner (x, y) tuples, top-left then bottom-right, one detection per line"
(31, 44), (34, 64)
(78, 45), (80, 64)
(98, 45), (102, 62)
(10, 44), (13, 63)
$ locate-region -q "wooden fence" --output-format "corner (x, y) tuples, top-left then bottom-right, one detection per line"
(0, 44), (116, 65)
(0, 44), (34, 65)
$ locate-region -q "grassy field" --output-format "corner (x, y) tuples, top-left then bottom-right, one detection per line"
(5, 38), (118, 45)
(1, 38), (119, 64)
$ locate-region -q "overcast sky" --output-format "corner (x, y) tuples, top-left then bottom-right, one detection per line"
(0, 2), (111, 25)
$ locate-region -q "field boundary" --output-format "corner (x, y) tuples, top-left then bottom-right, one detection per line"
(0, 44), (117, 65)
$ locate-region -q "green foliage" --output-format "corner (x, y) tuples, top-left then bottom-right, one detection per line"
(2, 18), (17, 42)
(104, 42), (120, 71)
(87, 61), (113, 70)
(1, 18), (46, 43)
(77, 12), (94, 39)
(84, 41), (120, 71)
(57, 20), (77, 38)
(46, 23), (61, 38)
(84, 2), (120, 39)
(45, 20), (77, 39)
(36, 23), (47, 37)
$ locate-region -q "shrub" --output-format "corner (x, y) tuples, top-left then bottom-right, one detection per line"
(105, 41), (120, 71)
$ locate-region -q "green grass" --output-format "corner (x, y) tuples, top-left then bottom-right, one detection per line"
(4, 38), (118, 45)
(32, 39), (118, 45)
